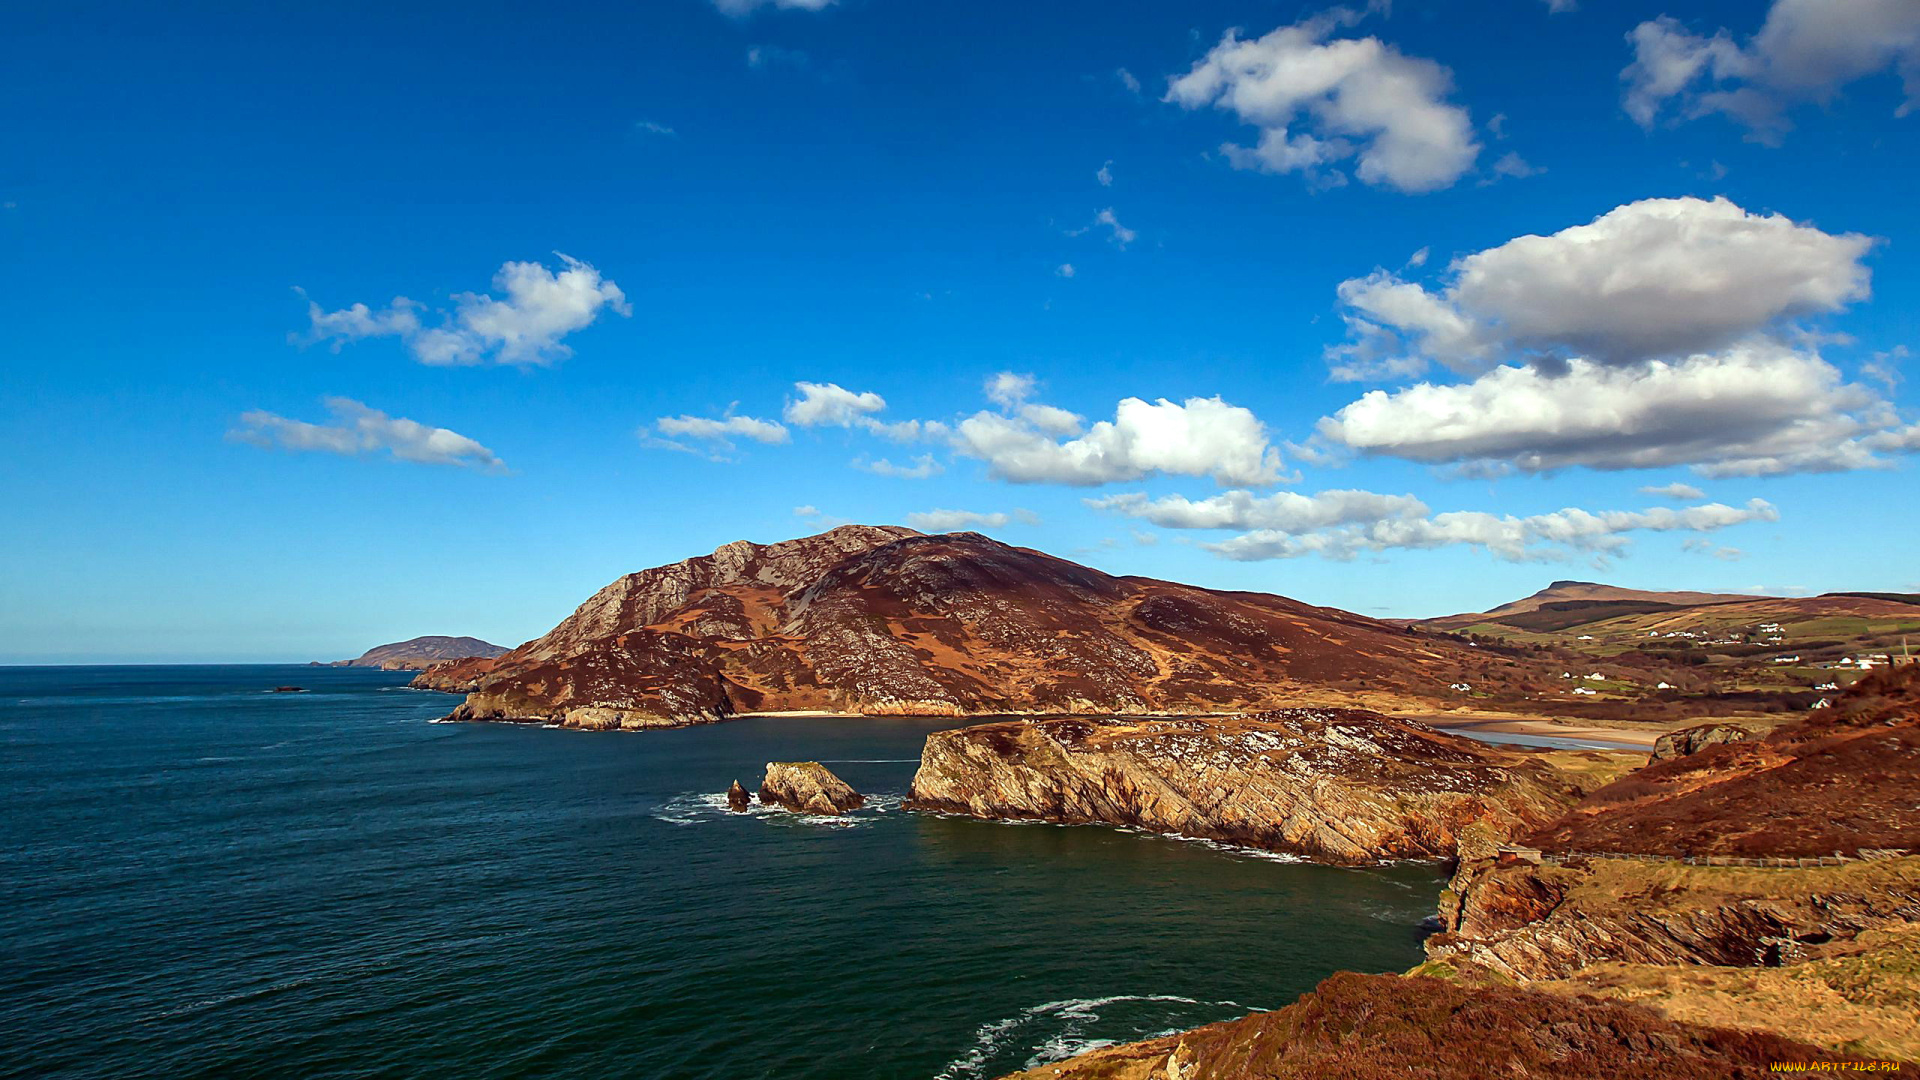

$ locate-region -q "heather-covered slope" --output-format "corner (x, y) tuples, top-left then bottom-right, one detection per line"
(1526, 665), (1920, 858)
(998, 972), (1826, 1080)
(417, 525), (1542, 729)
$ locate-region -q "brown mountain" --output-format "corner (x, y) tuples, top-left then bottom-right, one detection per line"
(330, 635), (509, 671)
(1419, 579), (1768, 632)
(414, 524), (1544, 730)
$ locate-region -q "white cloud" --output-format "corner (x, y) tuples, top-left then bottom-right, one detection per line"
(1166, 11), (1480, 193)
(1096, 161), (1114, 186)
(1075, 208), (1136, 248)
(233, 397), (504, 471)
(1056, 263), (1076, 279)
(905, 508), (1040, 532)
(1091, 482), (1778, 563)
(1488, 151), (1543, 179)
(746, 44), (810, 69)
(1543, 0), (1577, 12)
(952, 395), (1284, 487)
(715, 0), (834, 15)
(985, 372), (1037, 408)
(654, 414), (790, 446)
(1089, 488), (1427, 531)
(1624, 1), (1920, 140)
(1116, 68), (1142, 94)
(635, 120), (677, 137)
(1327, 197), (1873, 374)
(1320, 346), (1910, 476)
(857, 454), (944, 479)
(793, 504), (820, 517)
(1640, 481), (1707, 500)
(301, 254), (630, 367)
(784, 382), (887, 427)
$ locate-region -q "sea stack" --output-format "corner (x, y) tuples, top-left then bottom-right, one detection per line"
(759, 762), (864, 815)
(726, 780), (752, 812)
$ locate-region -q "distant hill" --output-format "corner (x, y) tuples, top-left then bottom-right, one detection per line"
(328, 636), (509, 671)
(1421, 581), (1768, 632)
(413, 524), (1554, 729)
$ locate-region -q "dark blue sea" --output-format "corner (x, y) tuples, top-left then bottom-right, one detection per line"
(0, 666), (1444, 1079)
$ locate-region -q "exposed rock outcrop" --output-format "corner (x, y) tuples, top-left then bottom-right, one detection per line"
(1426, 855), (1920, 982)
(415, 525), (1558, 730)
(905, 709), (1578, 863)
(997, 972), (1826, 1080)
(1650, 722), (1753, 761)
(726, 780), (752, 812)
(759, 762), (863, 815)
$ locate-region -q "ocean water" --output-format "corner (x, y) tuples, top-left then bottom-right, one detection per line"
(0, 666), (1444, 1080)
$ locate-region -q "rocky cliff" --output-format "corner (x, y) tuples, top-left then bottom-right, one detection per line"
(905, 709), (1577, 863)
(998, 971), (1826, 1080)
(1427, 855), (1920, 982)
(331, 635), (508, 671)
(416, 525), (1549, 730)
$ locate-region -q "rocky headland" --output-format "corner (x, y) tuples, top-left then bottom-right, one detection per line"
(330, 635), (507, 671)
(905, 708), (1580, 863)
(1007, 666), (1920, 1074)
(413, 525), (1557, 730)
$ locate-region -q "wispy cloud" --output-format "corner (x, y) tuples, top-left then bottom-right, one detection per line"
(232, 397), (505, 471)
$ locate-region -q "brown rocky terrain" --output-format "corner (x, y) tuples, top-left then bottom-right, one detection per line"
(1526, 665), (1920, 858)
(1426, 855), (1920, 982)
(1417, 580), (1767, 632)
(415, 525), (1550, 730)
(999, 972), (1826, 1080)
(330, 635), (508, 671)
(905, 709), (1579, 863)
(758, 762), (863, 815)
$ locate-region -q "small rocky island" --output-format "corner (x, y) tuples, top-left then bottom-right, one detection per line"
(326, 635), (508, 671)
(756, 762), (864, 816)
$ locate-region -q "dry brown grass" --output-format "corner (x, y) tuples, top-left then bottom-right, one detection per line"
(1533, 926), (1920, 1061)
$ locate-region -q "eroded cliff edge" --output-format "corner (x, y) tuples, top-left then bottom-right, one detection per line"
(905, 708), (1581, 863)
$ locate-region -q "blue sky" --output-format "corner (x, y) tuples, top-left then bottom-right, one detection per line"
(3, 0), (1917, 662)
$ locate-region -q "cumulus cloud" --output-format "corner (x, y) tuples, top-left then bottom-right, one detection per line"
(1624, 1), (1920, 140)
(784, 382), (887, 427)
(1165, 10), (1480, 193)
(952, 395), (1284, 487)
(1641, 481), (1707, 500)
(1096, 161), (1114, 186)
(905, 508), (1040, 532)
(1319, 346), (1908, 476)
(1056, 263), (1076, 279)
(1095, 485), (1776, 563)
(301, 254), (629, 367)
(1327, 196), (1873, 375)
(232, 397), (504, 471)
(985, 372), (1037, 408)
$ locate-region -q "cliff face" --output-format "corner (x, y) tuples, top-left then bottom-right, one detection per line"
(998, 971), (1826, 1080)
(905, 709), (1577, 863)
(332, 635), (507, 671)
(416, 525), (1546, 730)
(1427, 856), (1920, 982)
(759, 762), (863, 815)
